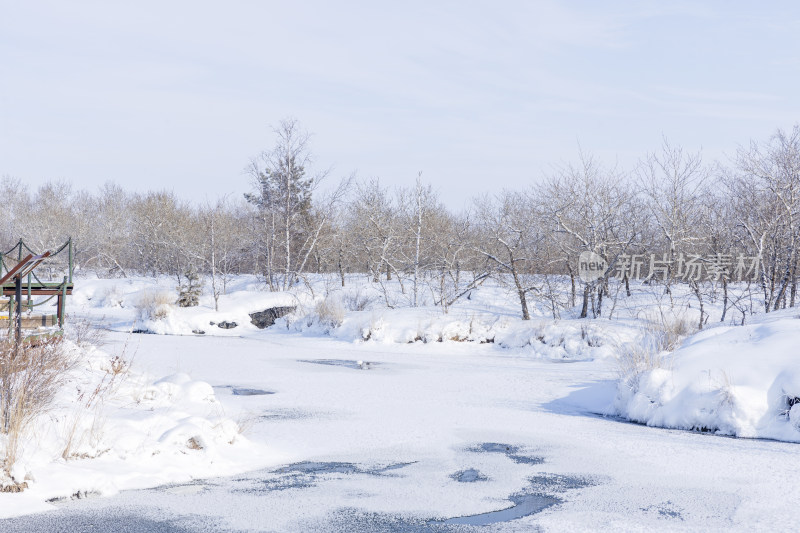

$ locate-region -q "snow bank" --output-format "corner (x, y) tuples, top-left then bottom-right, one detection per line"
(72, 275), (637, 361)
(613, 311), (800, 442)
(0, 340), (277, 518)
(298, 307), (626, 361)
(72, 276), (298, 336)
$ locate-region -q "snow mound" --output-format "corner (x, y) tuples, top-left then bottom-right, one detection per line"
(613, 313), (800, 441)
(0, 341), (275, 518)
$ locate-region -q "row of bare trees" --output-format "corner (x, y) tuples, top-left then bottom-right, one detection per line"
(3, 122), (800, 320)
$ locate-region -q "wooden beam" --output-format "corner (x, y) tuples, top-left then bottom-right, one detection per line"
(2, 288), (73, 296)
(0, 314), (58, 328)
(0, 251), (51, 285)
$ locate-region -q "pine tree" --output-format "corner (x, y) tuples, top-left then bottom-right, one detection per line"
(245, 119), (318, 290)
(176, 269), (202, 307)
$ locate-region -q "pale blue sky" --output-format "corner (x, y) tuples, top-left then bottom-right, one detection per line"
(2, 1), (799, 208)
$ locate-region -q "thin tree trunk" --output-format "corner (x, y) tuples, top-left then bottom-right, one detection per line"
(338, 246), (345, 287)
(413, 187), (422, 307)
(720, 276), (728, 323)
(567, 260), (576, 307)
(516, 287), (530, 320)
(580, 285), (590, 319)
(691, 280), (704, 330)
(596, 282), (604, 317)
(210, 214), (219, 312)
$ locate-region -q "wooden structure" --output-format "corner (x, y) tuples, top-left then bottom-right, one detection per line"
(0, 239), (74, 337)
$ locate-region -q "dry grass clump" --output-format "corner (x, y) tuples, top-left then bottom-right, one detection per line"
(134, 289), (174, 321)
(617, 317), (694, 386)
(617, 343), (664, 386)
(61, 353), (130, 461)
(0, 335), (76, 487)
(315, 296), (345, 328)
(650, 316), (694, 353)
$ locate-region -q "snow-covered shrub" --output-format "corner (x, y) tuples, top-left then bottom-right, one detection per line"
(135, 290), (174, 321)
(98, 284), (124, 308)
(0, 336), (77, 490)
(342, 287), (377, 311)
(66, 316), (108, 348)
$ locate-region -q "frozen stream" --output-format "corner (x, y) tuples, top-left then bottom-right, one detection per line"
(2, 330), (798, 531)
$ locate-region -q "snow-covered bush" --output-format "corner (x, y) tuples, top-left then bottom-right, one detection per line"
(98, 284), (124, 308)
(66, 316), (108, 348)
(341, 287), (377, 311)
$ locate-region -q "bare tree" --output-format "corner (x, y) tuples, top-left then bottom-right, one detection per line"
(474, 190), (544, 320)
(0, 177), (30, 252)
(343, 179), (405, 306)
(128, 190), (195, 281)
(544, 154), (639, 318)
(398, 176), (440, 307)
(82, 182), (132, 276)
(199, 196), (249, 311)
(728, 126), (800, 312)
(636, 139), (708, 299)
(427, 209), (487, 312)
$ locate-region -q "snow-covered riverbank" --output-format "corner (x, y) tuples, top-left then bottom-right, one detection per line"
(2, 274), (799, 530)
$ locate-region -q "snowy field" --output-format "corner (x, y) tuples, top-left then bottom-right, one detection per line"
(1, 274), (799, 531)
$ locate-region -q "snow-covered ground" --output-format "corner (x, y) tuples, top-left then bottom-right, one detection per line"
(1, 274), (798, 530)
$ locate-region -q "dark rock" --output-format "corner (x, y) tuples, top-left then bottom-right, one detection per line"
(192, 329), (205, 335)
(249, 306), (296, 329)
(217, 321), (238, 329)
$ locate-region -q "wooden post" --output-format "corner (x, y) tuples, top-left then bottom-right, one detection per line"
(14, 275), (21, 344)
(59, 277), (67, 328)
(6, 295), (12, 335)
